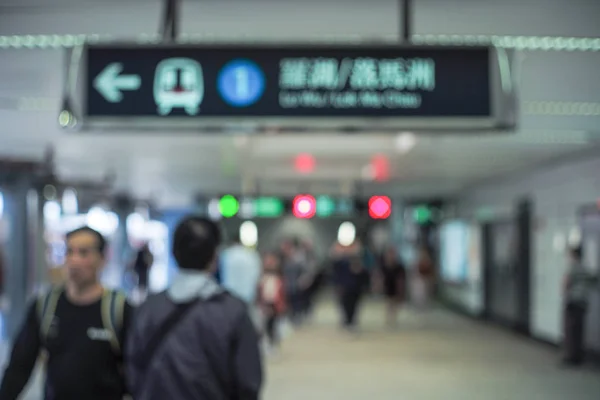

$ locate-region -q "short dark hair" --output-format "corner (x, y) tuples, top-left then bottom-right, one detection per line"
(569, 245), (583, 261)
(173, 216), (221, 270)
(66, 226), (107, 255)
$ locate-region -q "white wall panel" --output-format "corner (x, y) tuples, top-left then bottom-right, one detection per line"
(457, 154), (600, 343)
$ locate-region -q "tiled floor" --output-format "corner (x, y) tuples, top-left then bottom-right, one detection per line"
(2, 300), (600, 399)
(264, 301), (600, 400)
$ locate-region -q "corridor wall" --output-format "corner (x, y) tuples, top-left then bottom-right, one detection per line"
(439, 221), (484, 317)
(457, 153), (600, 344)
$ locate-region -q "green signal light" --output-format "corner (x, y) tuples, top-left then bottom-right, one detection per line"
(219, 195), (239, 218)
(316, 196), (336, 217)
(413, 206), (432, 224)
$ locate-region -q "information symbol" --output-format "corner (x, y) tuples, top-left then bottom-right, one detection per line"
(218, 59), (265, 107)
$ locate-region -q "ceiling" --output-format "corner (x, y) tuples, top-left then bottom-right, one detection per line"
(0, 0), (599, 208)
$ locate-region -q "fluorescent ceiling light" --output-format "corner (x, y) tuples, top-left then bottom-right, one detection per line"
(395, 132), (417, 153)
(337, 222), (356, 246)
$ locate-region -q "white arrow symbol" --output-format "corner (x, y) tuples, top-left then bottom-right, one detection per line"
(93, 62), (141, 103)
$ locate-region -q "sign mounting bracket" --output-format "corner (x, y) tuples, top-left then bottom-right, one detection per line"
(160, 0), (180, 42)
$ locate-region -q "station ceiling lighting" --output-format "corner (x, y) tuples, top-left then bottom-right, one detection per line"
(394, 132), (417, 153)
(337, 222), (356, 246)
(368, 196), (392, 219)
(43, 184), (57, 200)
(371, 154), (390, 182)
(61, 188), (78, 215)
(239, 220), (258, 247)
(294, 153), (316, 174)
(292, 194), (316, 219)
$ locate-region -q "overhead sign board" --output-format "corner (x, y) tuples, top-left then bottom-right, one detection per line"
(80, 43), (517, 131)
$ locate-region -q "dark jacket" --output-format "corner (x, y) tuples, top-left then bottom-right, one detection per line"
(126, 271), (263, 400)
(565, 263), (598, 307)
(333, 257), (368, 292)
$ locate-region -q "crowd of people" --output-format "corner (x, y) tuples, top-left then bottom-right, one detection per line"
(330, 239), (435, 333)
(218, 236), (324, 356)
(219, 233), (436, 350)
(2, 213), (595, 399)
(0, 214), (436, 399)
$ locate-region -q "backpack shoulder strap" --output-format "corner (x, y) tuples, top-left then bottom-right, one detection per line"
(37, 285), (63, 344)
(135, 297), (201, 372)
(101, 288), (127, 355)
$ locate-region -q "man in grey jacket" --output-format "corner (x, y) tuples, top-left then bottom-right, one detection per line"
(126, 216), (263, 399)
(562, 245), (598, 366)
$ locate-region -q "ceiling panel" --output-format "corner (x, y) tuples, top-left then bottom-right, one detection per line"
(248, 134), (395, 158)
(2, 0), (599, 39)
(1, 1), (599, 207)
(415, 0), (600, 37)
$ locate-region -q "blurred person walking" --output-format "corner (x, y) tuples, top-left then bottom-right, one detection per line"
(280, 239), (306, 325)
(376, 246), (407, 327)
(257, 252), (286, 356)
(221, 235), (262, 305)
(220, 234), (262, 328)
(331, 239), (368, 333)
(561, 245), (598, 367)
(131, 242), (154, 303)
(297, 239), (319, 320)
(126, 216), (262, 400)
(0, 226), (131, 400)
(413, 245), (435, 309)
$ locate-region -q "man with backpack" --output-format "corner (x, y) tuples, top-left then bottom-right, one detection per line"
(0, 226), (131, 400)
(126, 216), (263, 400)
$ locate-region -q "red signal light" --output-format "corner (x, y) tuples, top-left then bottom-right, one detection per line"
(371, 154), (390, 182)
(368, 196), (392, 219)
(294, 153), (315, 174)
(292, 195), (316, 219)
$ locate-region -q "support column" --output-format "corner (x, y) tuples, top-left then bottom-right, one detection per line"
(31, 190), (47, 292)
(4, 176), (34, 340)
(515, 198), (532, 335)
(111, 195), (134, 289)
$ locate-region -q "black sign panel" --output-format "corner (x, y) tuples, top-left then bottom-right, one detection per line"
(81, 43), (514, 131)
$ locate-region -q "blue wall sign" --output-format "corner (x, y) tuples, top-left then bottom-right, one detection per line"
(218, 59), (265, 107)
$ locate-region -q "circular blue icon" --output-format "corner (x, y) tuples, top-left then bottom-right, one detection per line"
(218, 59), (265, 107)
